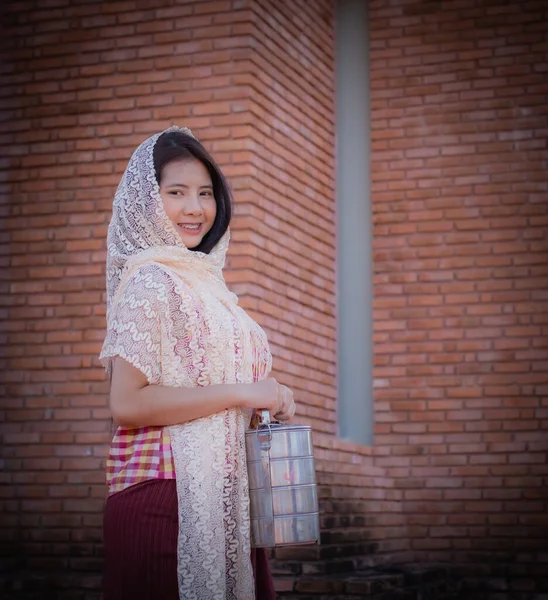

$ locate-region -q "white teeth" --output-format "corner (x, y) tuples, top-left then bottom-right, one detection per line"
(179, 224), (200, 230)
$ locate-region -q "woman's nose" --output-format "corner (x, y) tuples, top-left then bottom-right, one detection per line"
(182, 194), (203, 215)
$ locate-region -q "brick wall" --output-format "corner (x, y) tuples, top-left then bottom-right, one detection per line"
(1, 0), (547, 598)
(370, 0), (548, 590)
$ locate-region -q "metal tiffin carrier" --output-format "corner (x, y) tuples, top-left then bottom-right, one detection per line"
(245, 410), (320, 548)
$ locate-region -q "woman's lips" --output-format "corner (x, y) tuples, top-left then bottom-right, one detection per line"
(177, 223), (203, 235)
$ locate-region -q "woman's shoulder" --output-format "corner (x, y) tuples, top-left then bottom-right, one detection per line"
(129, 261), (175, 285)
(126, 262), (182, 292)
(123, 262), (194, 306)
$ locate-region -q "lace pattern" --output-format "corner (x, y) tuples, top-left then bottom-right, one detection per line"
(100, 128), (272, 599)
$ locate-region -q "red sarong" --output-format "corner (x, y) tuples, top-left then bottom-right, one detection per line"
(103, 478), (276, 599)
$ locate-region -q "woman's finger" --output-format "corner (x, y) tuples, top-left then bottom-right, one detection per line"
(273, 386), (295, 421)
(276, 381), (283, 414)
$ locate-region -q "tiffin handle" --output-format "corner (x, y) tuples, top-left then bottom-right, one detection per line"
(260, 409), (271, 426)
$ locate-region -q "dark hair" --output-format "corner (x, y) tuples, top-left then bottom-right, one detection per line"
(153, 131), (232, 254)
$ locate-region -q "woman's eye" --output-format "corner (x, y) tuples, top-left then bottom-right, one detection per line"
(170, 190), (183, 196)
(201, 191), (212, 197)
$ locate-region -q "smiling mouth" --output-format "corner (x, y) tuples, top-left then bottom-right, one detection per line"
(177, 223), (203, 234)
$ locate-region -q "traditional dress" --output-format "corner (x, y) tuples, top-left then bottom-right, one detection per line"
(100, 127), (275, 599)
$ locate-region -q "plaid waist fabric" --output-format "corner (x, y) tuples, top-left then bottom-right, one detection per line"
(106, 426), (175, 495)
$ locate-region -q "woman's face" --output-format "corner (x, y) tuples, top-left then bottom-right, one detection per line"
(159, 158), (217, 249)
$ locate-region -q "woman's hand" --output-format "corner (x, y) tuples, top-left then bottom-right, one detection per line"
(239, 377), (296, 422)
(273, 384), (296, 421)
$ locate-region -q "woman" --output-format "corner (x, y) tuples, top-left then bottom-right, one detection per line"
(100, 126), (295, 600)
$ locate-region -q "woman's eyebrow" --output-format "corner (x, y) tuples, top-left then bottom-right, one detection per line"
(165, 182), (188, 188)
(165, 182), (213, 189)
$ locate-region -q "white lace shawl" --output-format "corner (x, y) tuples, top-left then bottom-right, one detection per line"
(99, 128), (272, 599)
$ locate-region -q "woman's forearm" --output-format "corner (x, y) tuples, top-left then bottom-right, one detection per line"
(110, 380), (242, 428)
(109, 357), (288, 428)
